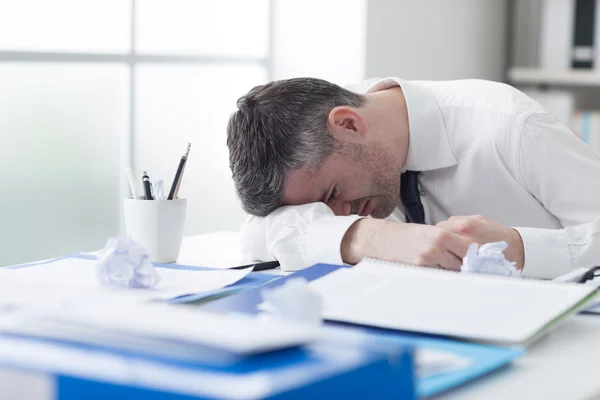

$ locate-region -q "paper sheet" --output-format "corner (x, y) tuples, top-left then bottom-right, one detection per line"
(258, 278), (323, 325)
(309, 259), (596, 344)
(0, 301), (318, 355)
(552, 269), (600, 314)
(461, 242), (521, 277)
(0, 258), (253, 306)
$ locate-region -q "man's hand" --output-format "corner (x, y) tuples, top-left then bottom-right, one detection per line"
(436, 215), (525, 269)
(341, 219), (474, 270)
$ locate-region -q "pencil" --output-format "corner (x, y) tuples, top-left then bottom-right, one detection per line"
(126, 167), (139, 199)
(168, 142), (191, 200)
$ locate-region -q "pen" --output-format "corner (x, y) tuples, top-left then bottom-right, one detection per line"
(126, 167), (139, 199)
(230, 261), (280, 271)
(142, 171), (154, 200)
(168, 142), (191, 200)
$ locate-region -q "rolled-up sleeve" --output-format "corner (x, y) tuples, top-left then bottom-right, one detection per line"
(240, 203), (362, 271)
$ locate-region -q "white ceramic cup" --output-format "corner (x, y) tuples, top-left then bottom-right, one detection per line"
(124, 198), (186, 263)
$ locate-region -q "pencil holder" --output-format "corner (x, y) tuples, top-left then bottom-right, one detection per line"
(124, 198), (187, 263)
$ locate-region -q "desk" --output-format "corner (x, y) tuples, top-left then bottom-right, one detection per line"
(441, 315), (600, 400)
(181, 232), (600, 400)
(178, 231), (287, 275)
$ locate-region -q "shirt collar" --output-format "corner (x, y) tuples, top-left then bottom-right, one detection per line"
(363, 77), (457, 172)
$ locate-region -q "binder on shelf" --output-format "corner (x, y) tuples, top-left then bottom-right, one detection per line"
(571, 0), (596, 69)
(539, 0), (575, 70)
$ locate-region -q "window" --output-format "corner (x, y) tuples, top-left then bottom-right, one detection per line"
(0, 0), (270, 265)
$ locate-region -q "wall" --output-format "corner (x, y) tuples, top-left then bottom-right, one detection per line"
(510, 0), (540, 68)
(272, 0), (366, 85)
(366, 0), (508, 81)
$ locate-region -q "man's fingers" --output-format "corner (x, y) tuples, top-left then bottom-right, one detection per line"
(415, 232), (466, 270)
(415, 248), (462, 270)
(439, 230), (473, 259)
(437, 218), (476, 236)
(438, 249), (463, 271)
(436, 219), (461, 231)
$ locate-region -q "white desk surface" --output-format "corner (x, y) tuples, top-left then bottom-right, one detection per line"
(181, 232), (600, 400)
(178, 231), (287, 275)
(441, 315), (600, 400)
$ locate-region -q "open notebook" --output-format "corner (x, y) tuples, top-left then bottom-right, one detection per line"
(309, 259), (597, 345)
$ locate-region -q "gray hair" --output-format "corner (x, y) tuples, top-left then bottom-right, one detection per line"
(227, 77), (366, 216)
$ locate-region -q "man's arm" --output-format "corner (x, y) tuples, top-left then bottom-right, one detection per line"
(438, 112), (600, 279)
(241, 202), (472, 271)
(516, 112), (600, 278)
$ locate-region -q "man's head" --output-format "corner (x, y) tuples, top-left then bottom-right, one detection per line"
(227, 77), (405, 218)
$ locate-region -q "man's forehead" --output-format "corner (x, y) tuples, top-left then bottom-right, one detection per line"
(282, 167), (329, 206)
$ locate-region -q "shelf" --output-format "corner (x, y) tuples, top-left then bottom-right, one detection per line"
(508, 67), (600, 87)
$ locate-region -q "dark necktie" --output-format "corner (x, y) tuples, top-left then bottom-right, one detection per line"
(400, 170), (426, 224)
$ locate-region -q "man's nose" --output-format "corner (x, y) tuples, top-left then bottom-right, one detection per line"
(326, 199), (352, 216)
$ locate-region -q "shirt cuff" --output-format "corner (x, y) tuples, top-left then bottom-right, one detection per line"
(514, 227), (571, 279)
(304, 215), (363, 267)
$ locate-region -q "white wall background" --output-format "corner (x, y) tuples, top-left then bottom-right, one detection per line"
(366, 0), (508, 81)
(272, 0), (366, 86)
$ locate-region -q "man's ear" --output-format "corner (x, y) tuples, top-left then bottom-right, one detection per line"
(327, 106), (368, 140)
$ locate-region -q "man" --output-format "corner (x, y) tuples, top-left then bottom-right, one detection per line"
(226, 77), (600, 278)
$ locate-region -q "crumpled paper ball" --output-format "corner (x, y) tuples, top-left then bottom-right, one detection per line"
(258, 278), (323, 325)
(461, 241), (521, 277)
(97, 237), (160, 288)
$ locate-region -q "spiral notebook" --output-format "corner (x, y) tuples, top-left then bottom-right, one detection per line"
(309, 258), (596, 345)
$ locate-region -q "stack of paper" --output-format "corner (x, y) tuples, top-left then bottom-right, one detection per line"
(0, 257), (318, 356)
(0, 300), (317, 355)
(309, 259), (596, 345)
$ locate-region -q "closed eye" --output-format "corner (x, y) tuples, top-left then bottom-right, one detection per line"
(327, 187), (339, 202)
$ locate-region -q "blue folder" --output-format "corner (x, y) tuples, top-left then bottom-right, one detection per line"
(200, 263), (525, 399)
(0, 331), (415, 399)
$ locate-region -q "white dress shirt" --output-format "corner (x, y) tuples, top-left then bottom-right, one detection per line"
(240, 77), (600, 279)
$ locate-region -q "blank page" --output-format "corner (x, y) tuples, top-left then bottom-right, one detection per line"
(309, 259), (596, 344)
